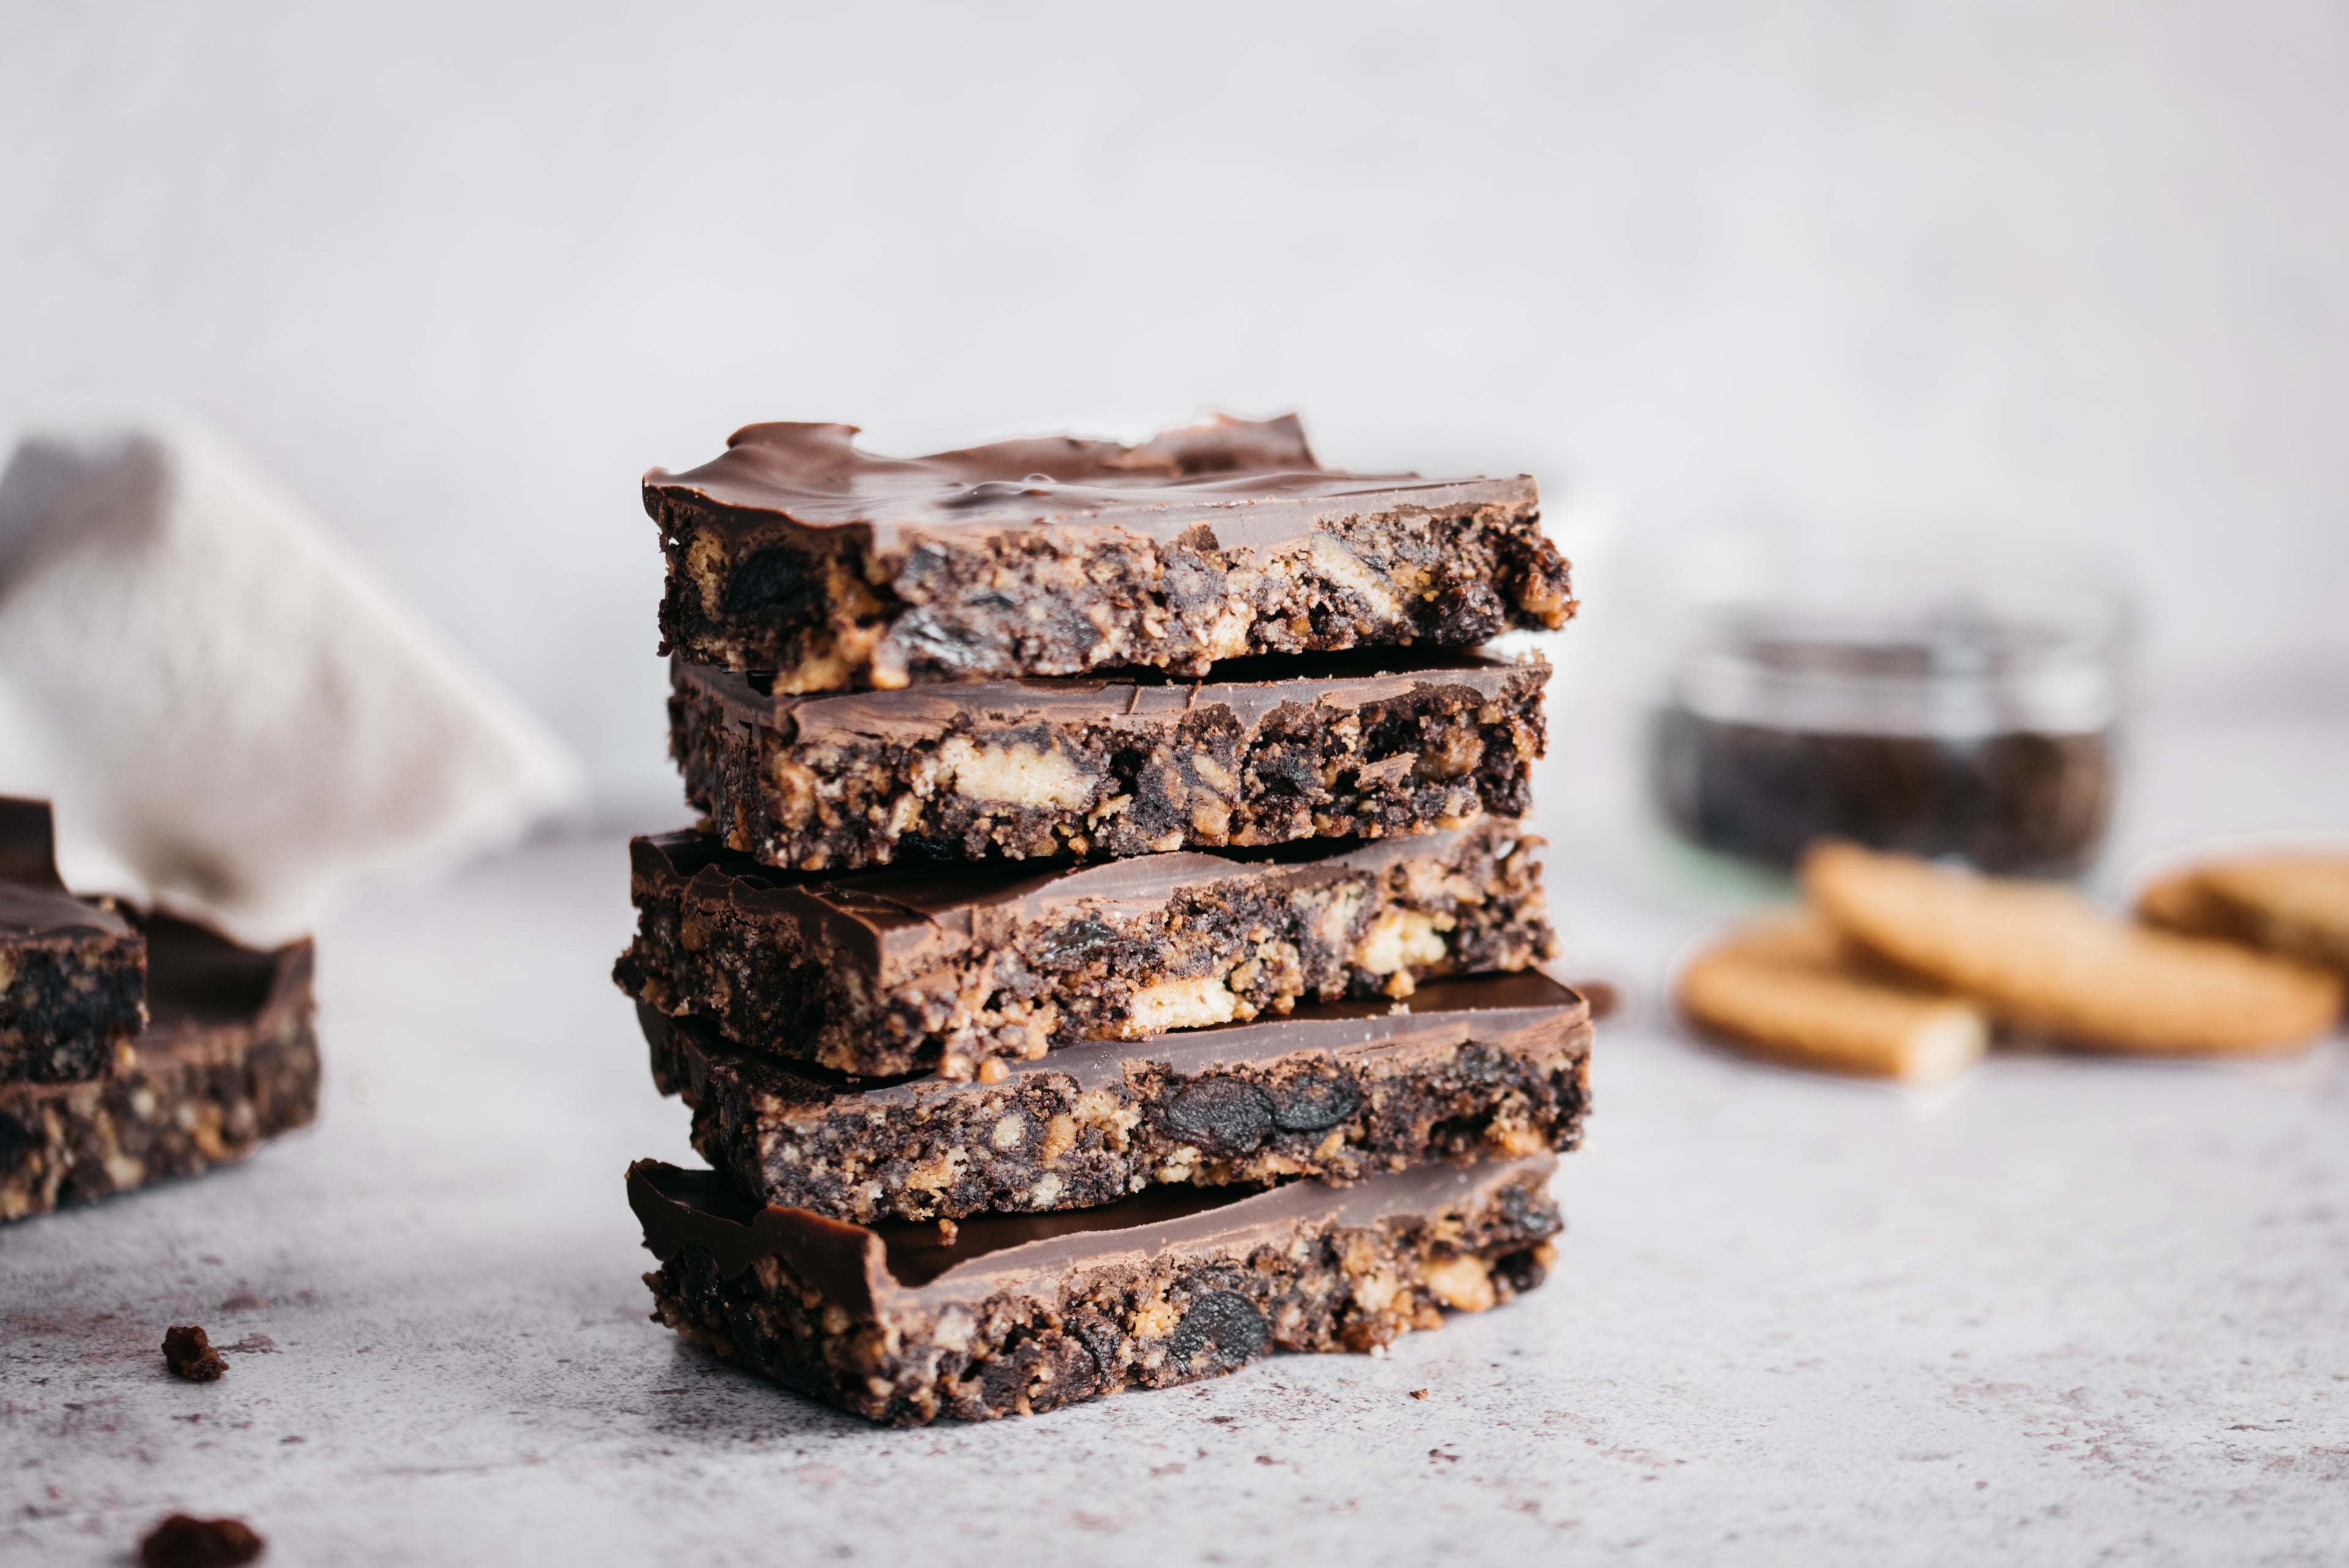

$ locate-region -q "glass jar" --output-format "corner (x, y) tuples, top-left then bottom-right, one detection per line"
(1649, 563), (2127, 877)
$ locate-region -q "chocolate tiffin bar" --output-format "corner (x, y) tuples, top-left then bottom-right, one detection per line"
(644, 972), (1591, 1223)
(0, 797), (147, 1083)
(630, 1152), (1562, 1425)
(671, 650), (1546, 873)
(615, 819), (1556, 1079)
(646, 415), (1574, 691)
(0, 804), (316, 1221)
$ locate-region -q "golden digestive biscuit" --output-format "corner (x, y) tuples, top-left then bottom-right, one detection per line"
(1675, 912), (1987, 1084)
(2136, 853), (2349, 974)
(1803, 841), (2343, 1057)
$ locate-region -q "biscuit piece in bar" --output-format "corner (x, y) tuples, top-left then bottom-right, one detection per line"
(1804, 840), (2343, 1055)
(645, 416), (1574, 690)
(631, 1152), (1560, 1425)
(1, 910), (317, 1221)
(1676, 912), (1987, 1084)
(615, 820), (1556, 1079)
(0, 798), (147, 1083)
(672, 651), (1546, 872)
(2137, 853), (2349, 975)
(643, 972), (1592, 1222)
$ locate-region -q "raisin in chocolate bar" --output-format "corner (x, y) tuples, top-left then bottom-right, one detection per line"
(672, 650), (1546, 872)
(615, 819), (1556, 1080)
(644, 971), (1591, 1222)
(631, 1151), (1561, 1425)
(0, 798), (146, 1083)
(645, 416), (1574, 691)
(1, 911), (316, 1222)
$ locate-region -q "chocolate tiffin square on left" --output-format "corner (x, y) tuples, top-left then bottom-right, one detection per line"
(0, 797), (147, 1083)
(0, 800), (317, 1222)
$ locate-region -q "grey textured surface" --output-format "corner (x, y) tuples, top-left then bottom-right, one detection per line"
(4, 713), (2347, 1566)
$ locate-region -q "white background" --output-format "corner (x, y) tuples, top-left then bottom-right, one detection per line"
(6, 1), (2347, 814)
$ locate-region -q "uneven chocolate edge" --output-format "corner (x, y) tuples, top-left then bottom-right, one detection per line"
(628, 1152), (1559, 1315)
(675, 648), (1544, 749)
(138, 912), (313, 1040)
(642, 970), (1590, 1105)
(631, 817), (1545, 980)
(1, 795), (307, 1043)
(641, 418), (1537, 553)
(0, 798), (69, 891)
(0, 798), (136, 940)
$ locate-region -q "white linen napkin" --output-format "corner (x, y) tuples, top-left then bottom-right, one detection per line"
(0, 422), (584, 945)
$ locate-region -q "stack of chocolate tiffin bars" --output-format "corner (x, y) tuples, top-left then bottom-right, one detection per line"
(613, 413), (1595, 1424)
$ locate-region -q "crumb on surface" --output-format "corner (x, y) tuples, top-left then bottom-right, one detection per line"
(162, 1325), (226, 1383)
(1410, 1388), (1430, 1400)
(139, 1512), (264, 1567)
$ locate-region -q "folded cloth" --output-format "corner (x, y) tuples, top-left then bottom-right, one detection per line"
(0, 423), (584, 945)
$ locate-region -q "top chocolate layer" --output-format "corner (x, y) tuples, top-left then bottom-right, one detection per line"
(645, 417), (1536, 554)
(628, 1152), (1557, 1316)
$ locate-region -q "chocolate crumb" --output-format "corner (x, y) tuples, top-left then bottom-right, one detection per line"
(1569, 979), (1620, 1021)
(139, 1513), (264, 1567)
(1409, 1388), (1431, 1400)
(162, 1326), (226, 1383)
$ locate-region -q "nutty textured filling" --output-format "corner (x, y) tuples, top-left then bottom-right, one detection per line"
(650, 1005), (1591, 1222)
(615, 821), (1557, 1079)
(0, 1013), (319, 1222)
(640, 1166), (1562, 1425)
(673, 658), (1545, 872)
(656, 500), (1574, 689)
(0, 940), (147, 1083)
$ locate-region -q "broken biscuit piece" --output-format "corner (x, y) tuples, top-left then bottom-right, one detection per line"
(1803, 841), (2343, 1056)
(1676, 912), (1987, 1084)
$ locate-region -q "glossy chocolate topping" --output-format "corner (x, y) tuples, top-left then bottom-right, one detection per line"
(633, 820), (1539, 981)
(677, 648), (1545, 749)
(640, 970), (1590, 1107)
(0, 795), (307, 1035)
(628, 1152), (1557, 1315)
(643, 416), (1538, 551)
(0, 796), (132, 940)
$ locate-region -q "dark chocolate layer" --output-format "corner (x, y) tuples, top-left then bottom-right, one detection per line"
(646, 416), (1519, 552)
(646, 971), (1592, 1221)
(636, 1151), (1553, 1308)
(646, 416), (1573, 687)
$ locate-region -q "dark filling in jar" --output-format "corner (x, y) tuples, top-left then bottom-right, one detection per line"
(1651, 710), (2113, 876)
(1651, 613), (2119, 877)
